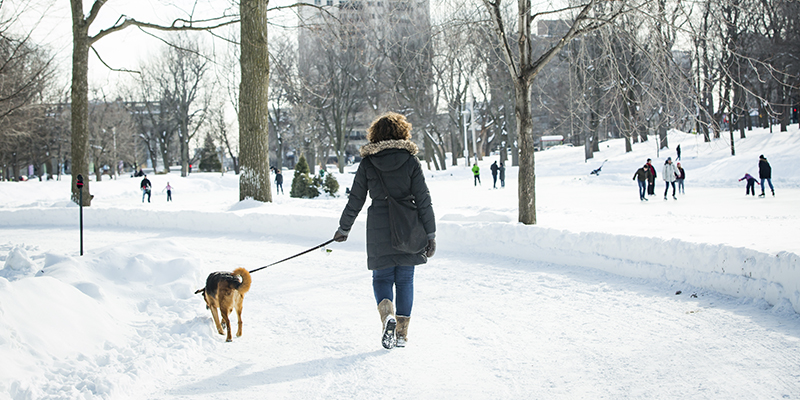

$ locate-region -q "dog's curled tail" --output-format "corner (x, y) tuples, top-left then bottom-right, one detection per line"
(233, 267), (252, 294)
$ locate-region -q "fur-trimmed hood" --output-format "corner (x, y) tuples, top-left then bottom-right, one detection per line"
(360, 139), (418, 158)
(360, 139), (419, 173)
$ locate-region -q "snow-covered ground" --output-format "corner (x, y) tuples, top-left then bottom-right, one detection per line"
(1, 127), (799, 399)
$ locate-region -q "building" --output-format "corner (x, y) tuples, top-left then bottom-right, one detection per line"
(296, 0), (432, 165)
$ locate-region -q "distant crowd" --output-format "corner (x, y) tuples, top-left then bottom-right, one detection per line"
(633, 149), (775, 201)
(471, 160), (506, 188)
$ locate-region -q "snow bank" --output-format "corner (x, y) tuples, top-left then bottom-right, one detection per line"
(438, 220), (800, 314)
(0, 239), (215, 399)
(2, 206), (797, 314)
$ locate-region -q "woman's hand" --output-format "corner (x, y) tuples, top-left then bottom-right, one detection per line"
(425, 239), (436, 257)
(333, 229), (348, 242)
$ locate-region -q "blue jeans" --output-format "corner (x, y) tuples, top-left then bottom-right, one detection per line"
(676, 179), (684, 194)
(761, 178), (774, 193)
(637, 180), (647, 199)
(664, 181), (675, 197)
(373, 266), (415, 317)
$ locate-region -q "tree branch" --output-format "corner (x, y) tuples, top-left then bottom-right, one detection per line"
(90, 46), (140, 74)
(90, 15), (239, 45)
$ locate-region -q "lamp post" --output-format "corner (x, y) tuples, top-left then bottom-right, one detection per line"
(76, 174), (84, 256)
(462, 109), (470, 167)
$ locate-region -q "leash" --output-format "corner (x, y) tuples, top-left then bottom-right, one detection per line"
(249, 239), (335, 274)
(195, 239), (336, 294)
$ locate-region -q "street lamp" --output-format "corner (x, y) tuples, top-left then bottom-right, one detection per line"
(461, 109), (470, 166)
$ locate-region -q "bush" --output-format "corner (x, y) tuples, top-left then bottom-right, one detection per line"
(198, 133), (221, 172)
(290, 156), (312, 198)
(290, 155), (339, 198)
(323, 173), (339, 196)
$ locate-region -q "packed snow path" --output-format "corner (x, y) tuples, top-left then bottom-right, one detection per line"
(4, 228), (799, 399)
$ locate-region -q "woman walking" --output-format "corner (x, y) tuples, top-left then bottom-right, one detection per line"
(333, 112), (436, 349)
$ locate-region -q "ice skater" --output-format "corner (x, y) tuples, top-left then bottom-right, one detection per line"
(738, 173), (760, 196)
(758, 155), (774, 197)
(662, 157), (678, 200)
(163, 182), (173, 201)
(490, 161), (499, 188)
(633, 164), (652, 201)
(646, 159), (657, 196)
(676, 162), (685, 194)
(140, 175), (152, 203)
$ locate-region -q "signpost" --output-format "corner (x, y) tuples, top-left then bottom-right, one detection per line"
(76, 174), (84, 256)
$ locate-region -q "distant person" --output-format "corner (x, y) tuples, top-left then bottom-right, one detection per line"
(676, 144), (681, 161)
(472, 163), (481, 186)
(676, 162), (685, 194)
(134, 168), (144, 177)
(140, 175), (152, 203)
(633, 164), (652, 201)
(490, 161), (499, 188)
(275, 168), (284, 194)
(738, 173), (760, 196)
(164, 182), (173, 202)
(758, 155), (774, 197)
(662, 157), (678, 200)
(646, 159), (657, 196)
(499, 163), (506, 188)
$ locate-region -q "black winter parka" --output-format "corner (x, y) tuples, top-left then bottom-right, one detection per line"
(338, 140), (436, 270)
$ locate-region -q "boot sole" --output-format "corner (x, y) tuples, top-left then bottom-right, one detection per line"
(382, 318), (396, 349)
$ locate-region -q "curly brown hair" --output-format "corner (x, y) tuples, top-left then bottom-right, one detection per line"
(366, 112), (412, 143)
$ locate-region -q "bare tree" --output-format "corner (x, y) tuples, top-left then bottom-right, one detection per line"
(164, 36), (212, 177)
(68, 0), (236, 204)
(238, 0), (271, 202)
(481, 0), (631, 224)
(268, 33), (300, 171)
(87, 95), (135, 181)
(0, 17), (55, 180)
(300, 11), (371, 174)
(432, 15), (476, 167)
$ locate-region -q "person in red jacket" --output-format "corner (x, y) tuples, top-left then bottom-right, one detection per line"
(645, 159), (657, 196)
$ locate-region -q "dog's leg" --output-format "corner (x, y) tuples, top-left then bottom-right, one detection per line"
(219, 298), (233, 342)
(204, 292), (225, 335)
(208, 300), (224, 335)
(235, 294), (244, 337)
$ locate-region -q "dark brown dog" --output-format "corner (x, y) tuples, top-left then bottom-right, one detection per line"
(195, 268), (252, 342)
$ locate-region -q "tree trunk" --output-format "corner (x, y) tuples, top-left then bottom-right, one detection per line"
(514, 78), (536, 225)
(160, 138), (170, 173)
(238, 0), (272, 202)
(70, 0), (92, 206)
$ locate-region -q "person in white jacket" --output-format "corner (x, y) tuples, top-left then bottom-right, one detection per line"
(662, 157), (679, 200)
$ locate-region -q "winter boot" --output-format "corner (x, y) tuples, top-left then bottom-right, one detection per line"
(396, 316), (410, 348)
(377, 299), (396, 349)
(759, 192), (765, 198)
(772, 189), (775, 196)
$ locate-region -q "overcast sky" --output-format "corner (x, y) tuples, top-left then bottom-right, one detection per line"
(7, 0), (301, 94)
